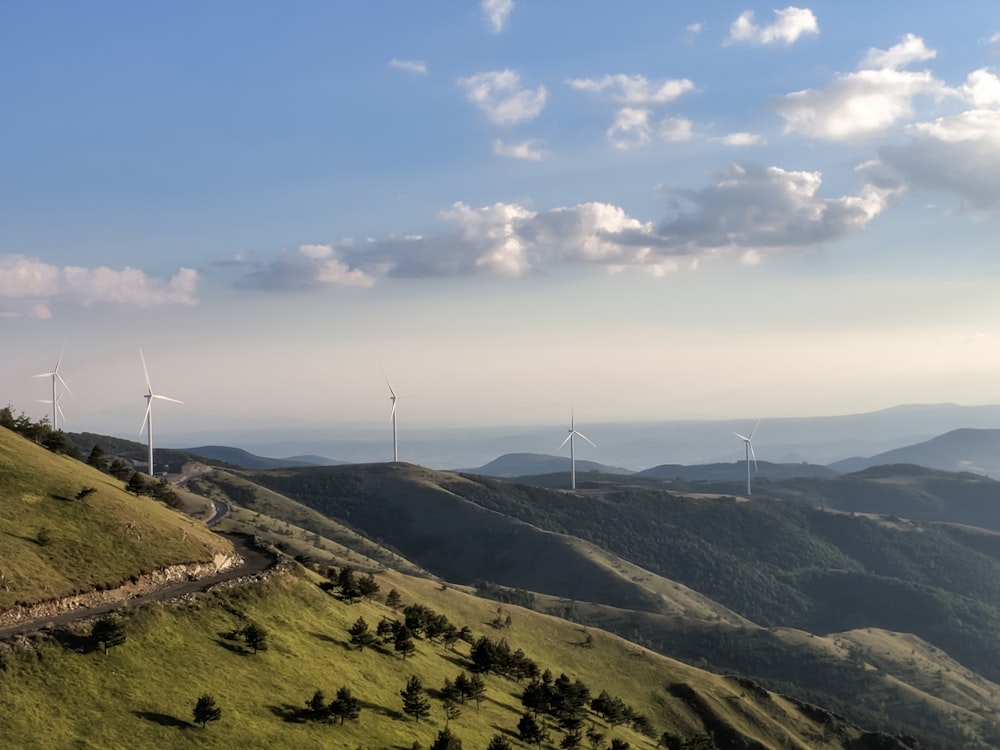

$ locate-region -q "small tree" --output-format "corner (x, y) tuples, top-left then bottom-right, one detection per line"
(75, 487), (97, 501)
(358, 572), (380, 601)
(243, 622), (269, 654)
(348, 616), (375, 651)
(193, 694), (221, 728)
(108, 459), (132, 481)
(87, 444), (108, 472)
(91, 615), (126, 654)
(561, 730), (583, 749)
(329, 686), (361, 725)
(518, 713), (548, 746)
(609, 740), (630, 750)
(305, 689), (328, 722)
(126, 472), (147, 496)
(430, 727), (462, 750)
(395, 625), (416, 660)
(400, 675), (431, 723)
(586, 725), (606, 750)
(442, 697), (461, 726)
(487, 736), (513, 750)
(467, 673), (486, 710)
(385, 587), (403, 610)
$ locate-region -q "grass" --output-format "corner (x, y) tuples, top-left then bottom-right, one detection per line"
(0, 564), (886, 749)
(0, 429), (231, 609)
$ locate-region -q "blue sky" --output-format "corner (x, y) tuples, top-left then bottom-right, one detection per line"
(4, 1), (1000, 442)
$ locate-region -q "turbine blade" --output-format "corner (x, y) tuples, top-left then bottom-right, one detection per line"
(575, 430), (596, 448)
(140, 349), (152, 390)
(56, 373), (73, 397)
(389, 400), (396, 421)
(748, 442), (758, 470)
(139, 401), (152, 435)
(559, 433), (572, 449)
(33, 371), (55, 379)
(733, 432), (750, 441)
(153, 394), (183, 405)
(748, 419), (761, 440)
(55, 402), (66, 424)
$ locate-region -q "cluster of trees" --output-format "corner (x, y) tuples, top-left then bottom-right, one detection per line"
(0, 406), (77, 456)
(469, 635), (538, 680)
(301, 687), (362, 725)
(322, 565), (380, 603)
(86, 445), (182, 508)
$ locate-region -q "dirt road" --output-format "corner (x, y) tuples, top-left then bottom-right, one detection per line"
(0, 533), (278, 640)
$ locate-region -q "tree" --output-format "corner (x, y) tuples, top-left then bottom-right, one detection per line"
(193, 694), (221, 728)
(518, 713), (548, 746)
(243, 622), (269, 654)
(75, 487), (97, 501)
(561, 730), (583, 749)
(348, 616), (375, 650)
(337, 566), (361, 602)
(486, 736), (513, 750)
(126, 472), (147, 496)
(329, 686), (361, 725)
(609, 740), (630, 750)
(586, 725), (606, 750)
(395, 625), (416, 660)
(358, 572), (380, 600)
(87, 444), (108, 472)
(91, 615), (125, 654)
(430, 727), (462, 750)
(305, 689), (328, 721)
(377, 617), (396, 644)
(400, 675), (431, 723)
(108, 459), (132, 481)
(386, 588), (403, 610)
(442, 697), (462, 726)
(467, 673), (485, 710)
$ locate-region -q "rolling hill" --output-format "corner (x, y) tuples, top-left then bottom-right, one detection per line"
(465, 452), (633, 478)
(830, 428), (1000, 478)
(0, 423), (915, 749)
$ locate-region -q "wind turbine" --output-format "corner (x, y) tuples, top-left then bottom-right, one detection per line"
(383, 372), (398, 462)
(139, 350), (182, 477)
(733, 419), (761, 496)
(34, 352), (71, 431)
(559, 409), (595, 491)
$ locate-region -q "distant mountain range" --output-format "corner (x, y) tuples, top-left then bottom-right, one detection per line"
(464, 452), (632, 477)
(830, 428), (1000, 479)
(636, 460), (836, 481)
(184, 445), (343, 470)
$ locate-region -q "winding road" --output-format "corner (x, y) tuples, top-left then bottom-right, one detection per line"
(0, 533), (278, 640)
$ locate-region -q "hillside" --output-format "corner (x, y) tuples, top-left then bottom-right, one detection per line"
(184, 445), (322, 470)
(831, 428), (1000, 478)
(467, 452), (633, 478)
(187, 461), (1000, 746)
(0, 427), (233, 610)
(636, 460), (836, 481)
(0, 560), (914, 749)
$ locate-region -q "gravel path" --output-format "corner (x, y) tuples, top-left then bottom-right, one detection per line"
(0, 533), (278, 640)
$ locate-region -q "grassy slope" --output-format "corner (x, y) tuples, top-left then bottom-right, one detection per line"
(192, 462), (1000, 746)
(0, 565), (894, 750)
(0, 428), (231, 609)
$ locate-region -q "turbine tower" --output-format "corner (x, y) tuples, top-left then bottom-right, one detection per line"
(34, 352), (71, 431)
(139, 350), (182, 477)
(559, 409), (595, 491)
(384, 373), (398, 462)
(733, 419), (761, 496)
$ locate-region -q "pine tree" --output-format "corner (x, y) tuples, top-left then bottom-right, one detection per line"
(193, 694), (221, 728)
(430, 727), (462, 750)
(400, 675), (431, 723)
(305, 689), (328, 721)
(348, 616), (375, 650)
(385, 588), (403, 610)
(518, 713), (548, 746)
(467, 673), (486, 710)
(486, 736), (513, 750)
(86, 444), (108, 472)
(329, 686), (361, 725)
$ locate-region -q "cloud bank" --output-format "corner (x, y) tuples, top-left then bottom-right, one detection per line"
(235, 163), (891, 290)
(728, 7), (819, 45)
(0, 257), (198, 318)
(458, 70), (548, 125)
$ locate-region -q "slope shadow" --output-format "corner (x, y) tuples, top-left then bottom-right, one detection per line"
(359, 698), (402, 720)
(214, 638), (249, 655)
(267, 704), (307, 723)
(49, 627), (96, 654)
(134, 711), (192, 729)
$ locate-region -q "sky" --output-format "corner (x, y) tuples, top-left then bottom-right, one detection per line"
(4, 1), (1000, 446)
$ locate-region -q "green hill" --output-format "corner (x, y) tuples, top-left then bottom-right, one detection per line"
(186, 461), (1000, 746)
(0, 427), (232, 610)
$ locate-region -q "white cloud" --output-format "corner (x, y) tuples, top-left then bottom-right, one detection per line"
(235, 163), (889, 288)
(237, 244), (376, 291)
(862, 32), (934, 70)
(713, 132), (765, 145)
(774, 34), (949, 140)
(962, 68), (1000, 107)
(389, 58), (428, 74)
(482, 0), (514, 33)
(493, 139), (548, 161)
(567, 74), (694, 105)
(992, 32), (1000, 54)
(608, 108), (693, 149)
(728, 7), (818, 45)
(686, 22), (703, 34)
(458, 70), (548, 125)
(0, 255), (198, 314)
(874, 108), (1000, 213)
